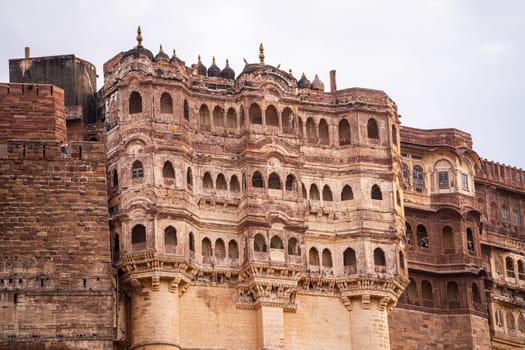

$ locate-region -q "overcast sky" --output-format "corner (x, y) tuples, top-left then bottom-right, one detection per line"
(1, 0), (523, 169)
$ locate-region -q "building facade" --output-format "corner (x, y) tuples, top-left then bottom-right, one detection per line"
(1, 29), (525, 349)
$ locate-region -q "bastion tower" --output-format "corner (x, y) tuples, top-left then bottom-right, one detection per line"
(103, 28), (408, 350)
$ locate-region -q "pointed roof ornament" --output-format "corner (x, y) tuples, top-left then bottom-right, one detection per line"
(159, 44), (165, 54)
(259, 43), (265, 64)
(172, 49), (177, 58)
(243, 58), (248, 66)
(289, 69), (293, 76)
(136, 26), (143, 48)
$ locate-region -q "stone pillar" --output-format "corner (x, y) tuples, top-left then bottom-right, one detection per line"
(129, 279), (181, 350)
(347, 296), (391, 350)
(256, 304), (285, 350)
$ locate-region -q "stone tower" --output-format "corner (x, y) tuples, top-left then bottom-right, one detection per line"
(102, 28), (408, 350)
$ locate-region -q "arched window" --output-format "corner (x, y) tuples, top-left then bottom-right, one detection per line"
(285, 174), (297, 191)
(132, 160), (144, 179)
(265, 105), (279, 126)
(288, 238), (300, 256)
(202, 238), (212, 257)
(319, 119), (329, 144)
(506, 257), (515, 278)
(254, 234), (267, 252)
(406, 223), (413, 245)
(129, 92), (142, 114)
(268, 173), (282, 190)
(374, 247), (386, 272)
(230, 175), (240, 192)
(199, 104), (210, 127)
(228, 240), (239, 259)
(112, 169), (119, 188)
(367, 118), (379, 139)
(371, 184), (382, 200)
(213, 106), (224, 128)
(282, 107), (293, 132)
(338, 119), (350, 145)
(131, 224), (146, 244)
(472, 283), (481, 304)
(341, 185), (354, 201)
(343, 248), (357, 274)
(399, 251), (405, 270)
(422, 280), (433, 306)
(270, 235), (283, 249)
(298, 118), (304, 139)
(442, 226), (455, 253)
(252, 171), (264, 188)
(402, 163), (410, 186)
(186, 167), (193, 188)
(164, 226), (177, 246)
(309, 247), (320, 266)
(466, 228), (474, 251)
(189, 232), (195, 252)
(249, 103), (262, 124)
(162, 161), (175, 178)
(203, 172), (214, 189)
(447, 281), (460, 308)
(216, 173), (227, 190)
(183, 99), (189, 120)
(413, 165), (424, 192)
(502, 205), (510, 223)
(406, 278), (417, 303)
(215, 239), (226, 259)
(392, 125), (397, 145)
(160, 92), (173, 114)
(322, 185), (333, 201)
(226, 108), (237, 128)
(306, 118), (317, 142)
(322, 248), (332, 267)
(507, 312), (516, 332)
(519, 313), (525, 333)
(518, 260), (525, 280)
(417, 225), (429, 248)
(309, 184), (320, 200)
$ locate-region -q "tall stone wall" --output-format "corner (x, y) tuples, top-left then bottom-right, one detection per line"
(0, 83), (66, 142)
(0, 140), (113, 350)
(388, 307), (491, 349)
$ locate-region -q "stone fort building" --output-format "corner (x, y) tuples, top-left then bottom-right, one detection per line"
(1, 28), (524, 349)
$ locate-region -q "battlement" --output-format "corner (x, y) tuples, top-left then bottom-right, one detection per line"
(0, 82), (61, 98)
(400, 126), (473, 150)
(0, 140), (105, 161)
(476, 158), (525, 191)
(0, 82), (66, 142)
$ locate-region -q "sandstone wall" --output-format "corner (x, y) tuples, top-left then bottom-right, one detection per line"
(0, 83), (66, 142)
(0, 140), (113, 349)
(389, 307), (491, 350)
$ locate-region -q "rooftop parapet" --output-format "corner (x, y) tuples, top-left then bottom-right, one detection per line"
(400, 126), (473, 150)
(476, 159), (525, 192)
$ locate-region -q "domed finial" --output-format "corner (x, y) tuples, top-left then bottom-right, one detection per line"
(226, 58), (230, 66)
(136, 26), (143, 48)
(198, 54), (202, 62)
(159, 44), (165, 53)
(259, 43), (265, 64)
(212, 56), (216, 63)
(172, 49), (176, 58)
(289, 69), (293, 76)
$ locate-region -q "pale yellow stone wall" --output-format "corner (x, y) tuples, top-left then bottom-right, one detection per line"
(284, 294), (350, 350)
(179, 286), (257, 350)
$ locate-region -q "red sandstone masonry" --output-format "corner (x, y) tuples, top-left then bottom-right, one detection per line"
(0, 83), (66, 142)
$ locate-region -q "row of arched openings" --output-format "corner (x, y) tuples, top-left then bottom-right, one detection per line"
(405, 223), (475, 252)
(503, 256), (525, 280)
(404, 278), (481, 309)
(494, 309), (525, 334)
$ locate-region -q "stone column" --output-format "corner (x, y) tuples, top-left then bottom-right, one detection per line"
(347, 296), (390, 350)
(256, 304), (285, 350)
(129, 278), (181, 350)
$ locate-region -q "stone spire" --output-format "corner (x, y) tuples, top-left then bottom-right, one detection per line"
(136, 26), (143, 48)
(259, 43), (265, 64)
